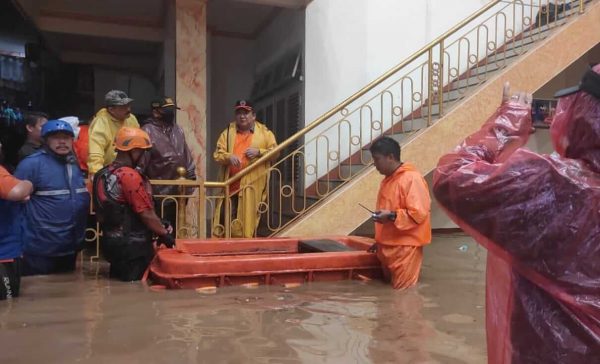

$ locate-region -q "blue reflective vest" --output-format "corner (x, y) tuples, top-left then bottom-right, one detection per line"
(0, 199), (22, 260)
(14, 150), (89, 257)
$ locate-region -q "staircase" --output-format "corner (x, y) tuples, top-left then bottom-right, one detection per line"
(205, 0), (599, 238)
(276, 0), (600, 237)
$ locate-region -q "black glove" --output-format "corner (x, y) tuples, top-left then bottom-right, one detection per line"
(367, 243), (378, 253)
(161, 219), (173, 232)
(157, 233), (176, 248)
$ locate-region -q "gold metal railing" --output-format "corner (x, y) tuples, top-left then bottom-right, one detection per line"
(202, 0), (590, 239)
(85, 172), (205, 261)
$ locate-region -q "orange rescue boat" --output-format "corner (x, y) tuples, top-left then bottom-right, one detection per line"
(149, 236), (383, 289)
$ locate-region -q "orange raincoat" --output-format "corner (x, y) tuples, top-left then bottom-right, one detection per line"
(73, 124), (89, 174)
(375, 162), (431, 289)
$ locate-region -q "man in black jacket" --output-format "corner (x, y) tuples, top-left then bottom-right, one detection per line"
(138, 97), (196, 235)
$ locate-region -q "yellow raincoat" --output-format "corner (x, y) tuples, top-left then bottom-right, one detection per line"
(212, 121), (278, 237)
(87, 108), (139, 174)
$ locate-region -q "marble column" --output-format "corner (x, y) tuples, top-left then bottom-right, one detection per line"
(175, 0), (207, 179)
(163, 0), (176, 97)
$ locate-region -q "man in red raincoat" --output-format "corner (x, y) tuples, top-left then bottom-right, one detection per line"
(433, 65), (600, 363)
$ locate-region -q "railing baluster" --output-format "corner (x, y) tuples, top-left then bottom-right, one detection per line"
(427, 48), (434, 126)
(199, 179), (206, 238)
(224, 185), (231, 238)
(439, 39), (445, 116)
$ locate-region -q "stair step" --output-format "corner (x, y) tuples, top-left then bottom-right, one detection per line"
(295, 194), (320, 201)
(315, 179), (346, 194)
(354, 33), (549, 140)
(339, 163), (369, 177)
(461, 19), (566, 68)
(459, 47), (531, 81)
(317, 178), (345, 185)
(269, 210), (297, 219)
(266, 193), (320, 212)
(445, 26), (555, 88)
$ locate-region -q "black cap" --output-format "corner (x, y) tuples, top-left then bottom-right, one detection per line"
(234, 100), (254, 111)
(151, 97), (180, 109)
(554, 66), (600, 100)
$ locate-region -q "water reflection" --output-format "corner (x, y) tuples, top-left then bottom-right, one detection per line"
(0, 234), (486, 364)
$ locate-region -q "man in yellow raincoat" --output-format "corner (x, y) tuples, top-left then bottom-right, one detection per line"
(212, 100), (278, 238)
(87, 90), (139, 176)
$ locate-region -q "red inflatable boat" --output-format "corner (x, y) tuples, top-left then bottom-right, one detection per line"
(149, 236), (383, 289)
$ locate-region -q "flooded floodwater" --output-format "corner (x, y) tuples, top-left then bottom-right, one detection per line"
(0, 233), (486, 364)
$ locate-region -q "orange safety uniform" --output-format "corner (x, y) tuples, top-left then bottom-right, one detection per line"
(0, 165), (19, 199)
(375, 162), (431, 289)
(228, 130), (254, 193)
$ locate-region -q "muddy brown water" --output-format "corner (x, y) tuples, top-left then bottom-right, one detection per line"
(0, 233), (486, 364)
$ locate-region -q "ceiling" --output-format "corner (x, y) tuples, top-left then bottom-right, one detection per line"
(10, 0), (310, 77)
(209, 0), (279, 38)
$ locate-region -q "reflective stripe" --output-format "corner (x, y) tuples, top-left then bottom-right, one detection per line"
(36, 188), (87, 196)
(67, 164), (73, 191)
(35, 189), (70, 196)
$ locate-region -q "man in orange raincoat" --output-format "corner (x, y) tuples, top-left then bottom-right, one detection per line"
(368, 137), (431, 289)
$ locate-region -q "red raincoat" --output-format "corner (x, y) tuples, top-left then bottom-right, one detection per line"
(433, 81), (600, 362)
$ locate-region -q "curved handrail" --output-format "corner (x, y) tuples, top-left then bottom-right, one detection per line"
(206, 0), (506, 189)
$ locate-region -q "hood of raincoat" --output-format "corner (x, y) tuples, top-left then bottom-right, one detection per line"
(550, 64), (600, 171)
